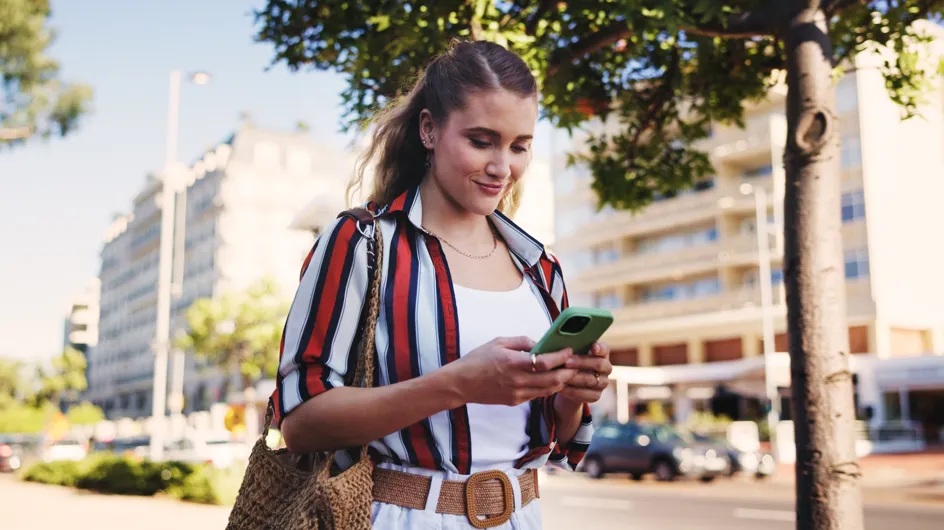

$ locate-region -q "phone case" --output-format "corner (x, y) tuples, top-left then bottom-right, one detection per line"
(530, 307), (614, 356)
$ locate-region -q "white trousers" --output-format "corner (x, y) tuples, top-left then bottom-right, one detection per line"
(370, 463), (543, 530)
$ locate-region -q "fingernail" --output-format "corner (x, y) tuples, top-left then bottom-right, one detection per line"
(566, 358), (576, 367)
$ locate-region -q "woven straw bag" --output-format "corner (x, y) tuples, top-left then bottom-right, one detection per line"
(225, 208), (382, 530)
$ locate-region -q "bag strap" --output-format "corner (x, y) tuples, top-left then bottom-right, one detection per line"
(339, 207), (382, 392)
(261, 207), (383, 444)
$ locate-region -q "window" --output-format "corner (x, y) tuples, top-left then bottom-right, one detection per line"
(841, 190), (866, 223)
(636, 225), (718, 254)
(841, 136), (861, 169)
(836, 77), (858, 114)
(746, 268), (784, 287)
(593, 244), (620, 265)
(594, 292), (622, 310)
(739, 215), (775, 235)
(596, 425), (622, 440)
(639, 276), (720, 302)
(693, 178), (716, 192)
(743, 164), (773, 179)
(844, 249), (870, 279)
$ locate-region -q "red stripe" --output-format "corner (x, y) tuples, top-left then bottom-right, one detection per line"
(388, 191), (408, 213)
(428, 239), (471, 474)
(301, 220), (357, 396)
(392, 228), (436, 469)
(271, 387), (282, 425)
(541, 259), (553, 289)
(299, 246), (316, 281)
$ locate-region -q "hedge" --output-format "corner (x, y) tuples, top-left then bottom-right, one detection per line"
(22, 454), (219, 504)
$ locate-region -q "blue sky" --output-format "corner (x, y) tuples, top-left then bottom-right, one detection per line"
(0, 1), (555, 362)
(0, 0), (359, 361)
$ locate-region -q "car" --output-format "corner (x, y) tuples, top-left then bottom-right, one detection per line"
(162, 435), (250, 469)
(690, 432), (776, 479)
(580, 421), (730, 482)
(0, 443), (22, 473)
(41, 438), (88, 462)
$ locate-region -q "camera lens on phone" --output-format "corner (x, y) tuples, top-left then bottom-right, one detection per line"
(560, 316), (590, 334)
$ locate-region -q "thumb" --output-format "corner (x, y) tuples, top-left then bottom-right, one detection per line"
(494, 336), (536, 352)
(532, 348), (574, 372)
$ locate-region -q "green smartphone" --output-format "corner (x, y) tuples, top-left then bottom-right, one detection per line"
(531, 307), (614, 356)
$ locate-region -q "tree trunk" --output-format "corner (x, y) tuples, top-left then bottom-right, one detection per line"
(782, 6), (863, 530)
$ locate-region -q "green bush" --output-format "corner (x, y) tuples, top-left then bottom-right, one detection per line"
(22, 454), (221, 504)
(76, 456), (197, 496)
(167, 465), (219, 504)
(22, 460), (82, 486)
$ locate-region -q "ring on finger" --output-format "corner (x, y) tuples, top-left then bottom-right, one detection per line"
(530, 353), (538, 373)
(593, 371), (600, 387)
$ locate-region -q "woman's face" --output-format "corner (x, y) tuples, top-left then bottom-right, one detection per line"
(421, 88), (538, 216)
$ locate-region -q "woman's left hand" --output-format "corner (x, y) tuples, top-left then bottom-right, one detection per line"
(558, 342), (612, 405)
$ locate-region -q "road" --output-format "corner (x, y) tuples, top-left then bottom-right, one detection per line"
(539, 473), (944, 530)
(2, 473), (943, 529)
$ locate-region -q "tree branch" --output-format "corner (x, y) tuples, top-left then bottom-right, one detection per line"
(822, 0), (867, 17)
(546, 4), (790, 78)
(685, 4), (797, 39)
(547, 22), (631, 76)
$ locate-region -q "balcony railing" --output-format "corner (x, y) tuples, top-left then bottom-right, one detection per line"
(557, 188), (724, 251)
(572, 233), (778, 291)
(607, 278), (873, 325)
(614, 286), (787, 322)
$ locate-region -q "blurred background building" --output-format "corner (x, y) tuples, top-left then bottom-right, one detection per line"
(553, 24), (944, 449)
(84, 124), (353, 419)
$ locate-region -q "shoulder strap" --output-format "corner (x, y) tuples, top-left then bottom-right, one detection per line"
(336, 206), (382, 391)
(338, 207), (374, 225)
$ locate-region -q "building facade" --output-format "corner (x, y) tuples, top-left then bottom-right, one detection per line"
(64, 277), (101, 408)
(88, 125), (348, 419)
(552, 25), (944, 442)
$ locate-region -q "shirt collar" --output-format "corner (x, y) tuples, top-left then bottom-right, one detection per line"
(376, 185), (546, 267)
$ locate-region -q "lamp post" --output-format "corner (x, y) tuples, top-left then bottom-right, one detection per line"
(740, 182), (782, 458)
(150, 69), (211, 462)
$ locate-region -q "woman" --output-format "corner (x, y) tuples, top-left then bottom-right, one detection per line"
(273, 40), (613, 529)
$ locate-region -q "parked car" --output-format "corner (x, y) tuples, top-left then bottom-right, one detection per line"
(580, 421), (729, 482)
(0, 443), (22, 473)
(690, 432), (776, 479)
(41, 438), (88, 462)
(162, 435), (250, 469)
(91, 436), (151, 460)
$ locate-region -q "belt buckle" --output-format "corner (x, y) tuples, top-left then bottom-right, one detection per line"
(465, 470), (513, 529)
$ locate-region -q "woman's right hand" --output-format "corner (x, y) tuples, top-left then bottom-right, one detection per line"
(446, 336), (577, 407)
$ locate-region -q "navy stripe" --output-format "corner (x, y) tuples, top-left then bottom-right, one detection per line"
(492, 209), (543, 248)
(297, 364), (311, 402)
(292, 223), (341, 369)
(323, 230), (361, 389)
(406, 229), (445, 470)
(434, 240), (452, 368)
(437, 243), (463, 472)
(525, 399), (544, 450)
(384, 222), (419, 466)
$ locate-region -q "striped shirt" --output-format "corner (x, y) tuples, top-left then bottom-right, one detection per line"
(272, 185), (594, 473)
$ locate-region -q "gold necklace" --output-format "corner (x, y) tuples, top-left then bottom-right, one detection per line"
(421, 224), (498, 260)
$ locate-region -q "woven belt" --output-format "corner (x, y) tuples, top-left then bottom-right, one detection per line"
(372, 467), (540, 529)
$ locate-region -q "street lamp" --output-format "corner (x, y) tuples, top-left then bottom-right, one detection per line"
(150, 69), (211, 462)
(740, 182), (782, 458)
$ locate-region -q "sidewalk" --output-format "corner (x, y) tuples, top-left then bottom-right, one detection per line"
(768, 449), (944, 501)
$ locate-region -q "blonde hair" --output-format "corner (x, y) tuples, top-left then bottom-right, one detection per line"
(348, 40), (536, 217)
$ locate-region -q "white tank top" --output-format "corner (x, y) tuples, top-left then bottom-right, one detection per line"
(453, 276), (552, 473)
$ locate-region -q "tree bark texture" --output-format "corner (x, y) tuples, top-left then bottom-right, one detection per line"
(782, 7), (864, 530)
